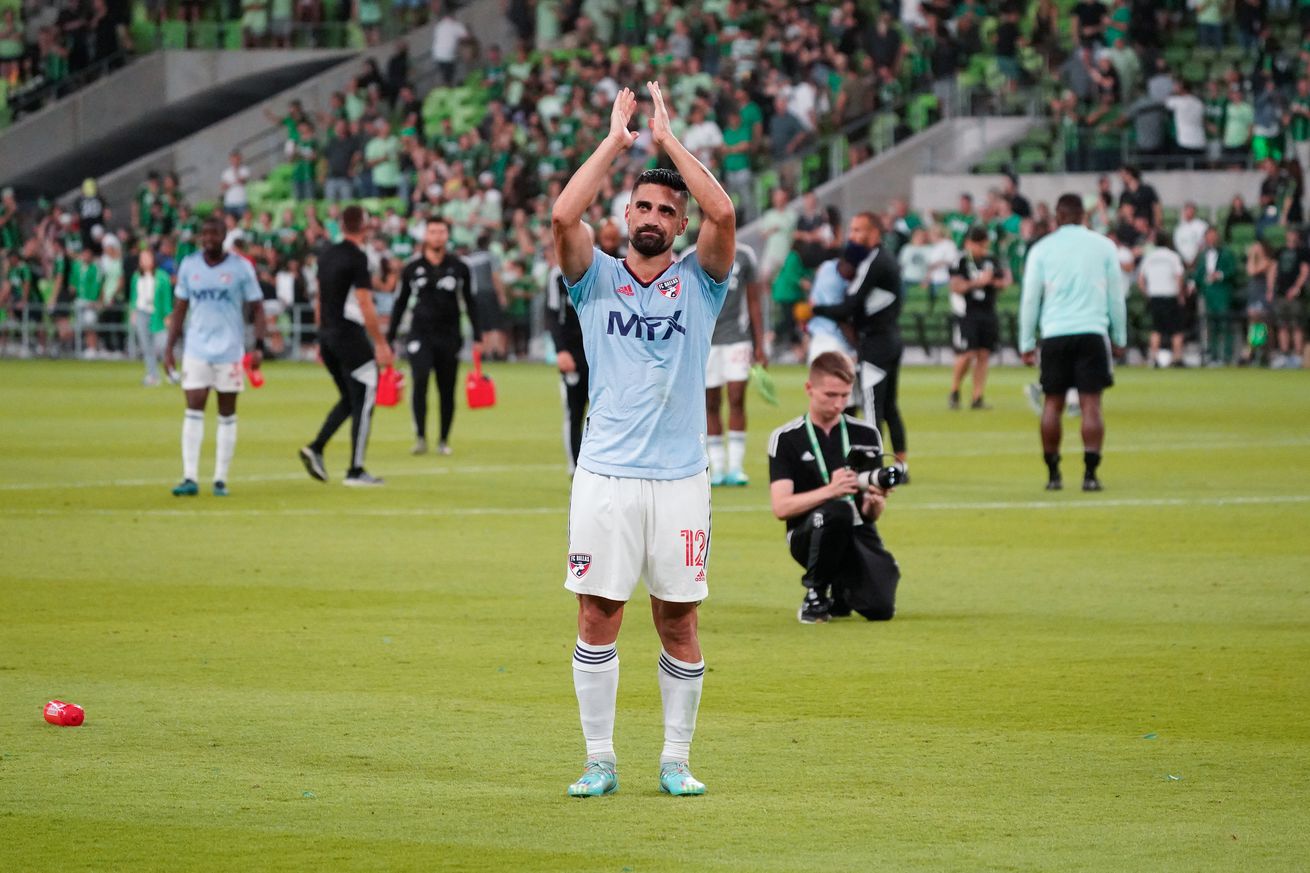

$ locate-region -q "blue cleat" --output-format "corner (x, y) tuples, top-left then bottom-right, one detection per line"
(721, 470), (749, 487)
(213, 481), (229, 497)
(172, 479), (199, 497)
(709, 472), (726, 487)
(658, 761), (706, 796)
(567, 759), (618, 797)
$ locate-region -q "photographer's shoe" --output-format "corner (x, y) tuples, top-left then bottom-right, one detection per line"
(1082, 476), (1103, 492)
(797, 588), (832, 624)
(1045, 476), (1063, 491)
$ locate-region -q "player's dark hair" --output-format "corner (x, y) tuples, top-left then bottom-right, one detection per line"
(342, 205), (366, 234)
(967, 225), (989, 244)
(633, 168), (689, 200)
(1055, 193), (1085, 226)
(202, 215), (225, 232)
(810, 352), (855, 385)
(426, 215), (450, 230)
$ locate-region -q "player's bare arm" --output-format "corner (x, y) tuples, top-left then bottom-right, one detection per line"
(163, 298), (189, 374)
(748, 279), (768, 366)
(354, 287), (394, 368)
(552, 88), (639, 283)
(247, 300), (267, 369)
(646, 81), (735, 281)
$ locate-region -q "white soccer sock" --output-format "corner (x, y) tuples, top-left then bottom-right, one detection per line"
(572, 638), (619, 763)
(214, 414), (237, 483)
(182, 410), (204, 481)
(658, 649), (704, 764)
(727, 430), (747, 475)
(707, 435), (726, 477)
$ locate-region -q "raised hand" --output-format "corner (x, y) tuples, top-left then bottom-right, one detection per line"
(647, 80), (673, 148)
(609, 88), (639, 149)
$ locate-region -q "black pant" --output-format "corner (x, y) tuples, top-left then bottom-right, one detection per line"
(860, 355), (907, 455)
(560, 356), (589, 468)
(788, 499), (899, 621)
(311, 327), (377, 475)
(409, 336), (459, 442)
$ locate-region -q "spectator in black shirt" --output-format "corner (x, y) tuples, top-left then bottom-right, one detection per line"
(810, 212), (909, 467)
(947, 227), (1004, 410)
(299, 205), (393, 487)
(1073, 1), (1108, 47)
(866, 11), (902, 75)
(1118, 165), (1162, 229)
(767, 352), (900, 624)
(387, 216), (480, 456)
(323, 119), (360, 202)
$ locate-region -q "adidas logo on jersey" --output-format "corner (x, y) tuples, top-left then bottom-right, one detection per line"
(615, 284), (634, 296)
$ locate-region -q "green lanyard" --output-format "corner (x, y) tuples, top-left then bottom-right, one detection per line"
(803, 414), (850, 485)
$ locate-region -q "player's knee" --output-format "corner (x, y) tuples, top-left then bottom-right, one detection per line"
(856, 602), (896, 621)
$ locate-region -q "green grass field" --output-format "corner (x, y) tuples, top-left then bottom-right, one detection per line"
(2, 360), (1308, 872)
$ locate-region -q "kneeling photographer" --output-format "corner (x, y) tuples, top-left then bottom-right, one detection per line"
(767, 352), (902, 624)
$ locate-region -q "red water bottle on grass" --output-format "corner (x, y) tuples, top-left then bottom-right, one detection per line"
(465, 348), (496, 409)
(43, 700), (85, 726)
(242, 352), (264, 388)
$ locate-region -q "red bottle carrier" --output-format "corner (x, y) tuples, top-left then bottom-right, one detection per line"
(241, 352), (264, 388)
(377, 365), (405, 407)
(465, 348), (496, 409)
(43, 700), (85, 726)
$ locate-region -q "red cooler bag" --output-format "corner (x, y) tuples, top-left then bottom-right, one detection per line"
(377, 366), (405, 407)
(466, 348), (496, 409)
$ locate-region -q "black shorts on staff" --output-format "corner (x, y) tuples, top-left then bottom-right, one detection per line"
(1039, 332), (1113, 395)
(953, 314), (999, 352)
(1148, 296), (1183, 336)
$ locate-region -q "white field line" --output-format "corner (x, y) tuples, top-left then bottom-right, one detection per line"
(1, 494), (1307, 521)
(3, 437), (1309, 492)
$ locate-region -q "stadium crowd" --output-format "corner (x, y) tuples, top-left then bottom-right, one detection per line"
(4, 0), (1310, 371)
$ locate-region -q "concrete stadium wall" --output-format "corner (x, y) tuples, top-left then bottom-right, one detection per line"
(911, 171), (1267, 213)
(0, 50), (352, 185)
(82, 0), (516, 212)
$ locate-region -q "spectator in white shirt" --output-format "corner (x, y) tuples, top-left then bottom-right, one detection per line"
(220, 149), (251, 219)
(681, 102), (724, 169)
(1172, 202), (1208, 268)
(431, 9), (469, 85)
(1165, 80), (1206, 160)
(926, 223), (959, 313)
(1137, 233), (1188, 366)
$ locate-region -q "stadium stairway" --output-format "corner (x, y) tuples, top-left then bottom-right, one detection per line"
(0, 50), (353, 200)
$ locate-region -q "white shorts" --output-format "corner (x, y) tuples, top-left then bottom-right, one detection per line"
(705, 341), (752, 389)
(807, 331), (855, 364)
(181, 356), (244, 393)
(565, 468), (711, 603)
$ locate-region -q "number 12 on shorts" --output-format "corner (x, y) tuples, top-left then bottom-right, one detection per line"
(680, 529), (707, 567)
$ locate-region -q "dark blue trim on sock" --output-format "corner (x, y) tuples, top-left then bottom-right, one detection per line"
(659, 653), (705, 680)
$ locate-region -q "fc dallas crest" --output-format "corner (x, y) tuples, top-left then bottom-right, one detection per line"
(657, 278), (681, 299)
(568, 553), (592, 578)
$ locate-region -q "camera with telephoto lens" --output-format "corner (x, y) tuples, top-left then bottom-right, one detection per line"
(844, 447), (908, 491)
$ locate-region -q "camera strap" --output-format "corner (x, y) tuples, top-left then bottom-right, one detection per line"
(804, 414), (852, 498)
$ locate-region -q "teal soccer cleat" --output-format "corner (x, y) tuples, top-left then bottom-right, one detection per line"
(172, 479), (199, 497)
(212, 481), (229, 497)
(659, 761), (706, 796)
(567, 760), (618, 797)
(721, 470), (749, 487)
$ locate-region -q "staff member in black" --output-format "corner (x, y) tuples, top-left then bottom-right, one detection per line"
(810, 212), (909, 467)
(387, 216), (480, 456)
(299, 205), (393, 486)
(947, 225), (1004, 410)
(767, 352), (900, 624)
(544, 252), (587, 472)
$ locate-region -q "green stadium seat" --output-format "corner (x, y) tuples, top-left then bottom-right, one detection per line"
(192, 22), (220, 50)
(223, 22), (244, 50)
(160, 20), (187, 50)
(131, 20), (158, 53)
(1228, 223), (1257, 247)
(1161, 207), (1180, 229)
(906, 94), (938, 134)
(1262, 224), (1287, 249)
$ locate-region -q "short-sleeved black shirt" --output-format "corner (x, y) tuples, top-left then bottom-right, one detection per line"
(950, 251), (1004, 319)
(768, 414), (883, 532)
(387, 251), (478, 347)
(316, 240), (372, 334)
(1119, 183), (1160, 224)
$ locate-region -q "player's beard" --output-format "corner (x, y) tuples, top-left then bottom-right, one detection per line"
(629, 227), (671, 257)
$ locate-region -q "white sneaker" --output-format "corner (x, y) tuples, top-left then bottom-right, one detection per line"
(343, 471), (385, 487)
(437, 442), (453, 456)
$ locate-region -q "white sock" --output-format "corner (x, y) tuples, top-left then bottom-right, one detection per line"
(214, 414), (237, 483)
(658, 649), (704, 764)
(727, 430), (747, 475)
(572, 638), (618, 763)
(707, 434), (725, 477)
(182, 410), (204, 481)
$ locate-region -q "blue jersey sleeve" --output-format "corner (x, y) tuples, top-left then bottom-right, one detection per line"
(563, 247), (604, 308)
(175, 257), (191, 300)
(683, 251), (731, 316)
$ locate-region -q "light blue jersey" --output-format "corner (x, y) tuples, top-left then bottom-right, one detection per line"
(567, 249), (729, 479)
(807, 259), (846, 342)
(175, 252), (262, 363)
